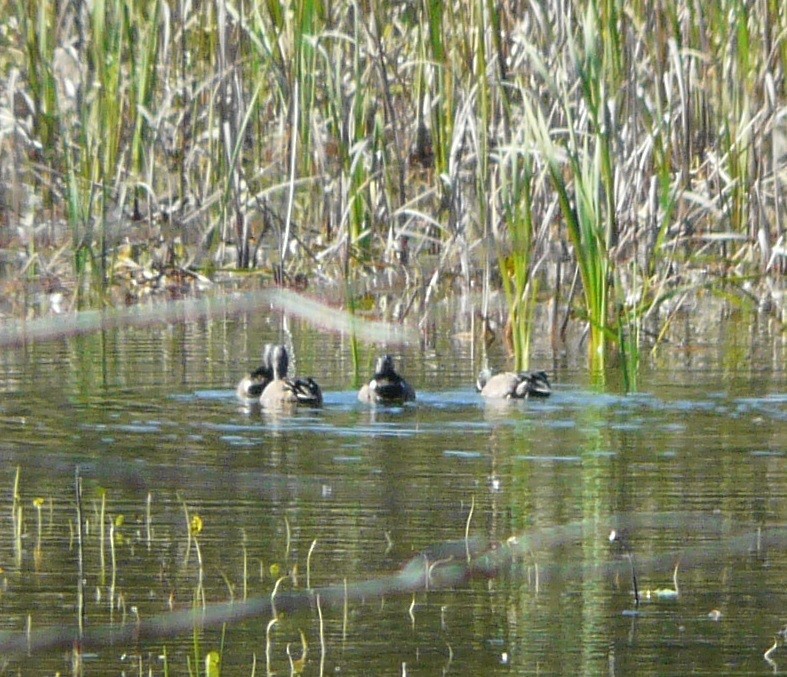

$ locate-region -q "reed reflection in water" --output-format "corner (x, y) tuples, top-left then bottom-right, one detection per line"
(0, 307), (785, 674)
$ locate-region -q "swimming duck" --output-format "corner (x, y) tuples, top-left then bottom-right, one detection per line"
(476, 368), (551, 399)
(236, 343), (274, 399)
(357, 355), (416, 404)
(259, 344), (323, 408)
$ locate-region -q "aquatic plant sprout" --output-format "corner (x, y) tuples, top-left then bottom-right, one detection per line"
(1, 509), (783, 657)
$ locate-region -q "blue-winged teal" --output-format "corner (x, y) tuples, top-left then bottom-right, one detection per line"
(476, 368), (551, 399)
(236, 343), (275, 399)
(259, 344), (323, 408)
(358, 355), (416, 404)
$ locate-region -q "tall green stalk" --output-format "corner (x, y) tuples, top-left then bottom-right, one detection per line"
(18, 0), (58, 165)
(423, 0), (450, 177)
(497, 146), (537, 371)
(522, 2), (621, 374)
(127, 0), (160, 206)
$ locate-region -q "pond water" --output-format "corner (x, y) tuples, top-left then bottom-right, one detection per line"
(0, 301), (786, 675)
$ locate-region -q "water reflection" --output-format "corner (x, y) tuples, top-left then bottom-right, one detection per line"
(0, 311), (785, 674)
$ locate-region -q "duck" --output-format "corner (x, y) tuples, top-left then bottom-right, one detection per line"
(259, 344), (323, 408)
(476, 368), (551, 399)
(236, 343), (275, 399)
(358, 355), (416, 404)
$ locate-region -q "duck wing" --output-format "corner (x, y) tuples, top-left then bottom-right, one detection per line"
(514, 371), (551, 398)
(285, 377), (323, 406)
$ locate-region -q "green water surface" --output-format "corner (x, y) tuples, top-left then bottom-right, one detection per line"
(0, 306), (786, 675)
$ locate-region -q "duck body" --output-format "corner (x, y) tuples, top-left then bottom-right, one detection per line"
(260, 376), (323, 407)
(236, 344), (274, 399)
(476, 368), (551, 399)
(358, 355), (416, 404)
(259, 345), (323, 408)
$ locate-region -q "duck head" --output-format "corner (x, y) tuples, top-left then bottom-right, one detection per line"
(374, 354), (396, 377)
(476, 368), (494, 392)
(253, 343), (275, 381)
(271, 344), (289, 380)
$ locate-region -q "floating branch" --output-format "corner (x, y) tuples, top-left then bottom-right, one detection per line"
(0, 289), (418, 349)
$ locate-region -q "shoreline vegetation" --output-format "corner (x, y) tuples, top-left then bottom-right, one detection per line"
(1, 1), (786, 381)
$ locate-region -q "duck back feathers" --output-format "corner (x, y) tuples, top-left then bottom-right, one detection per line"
(477, 368), (551, 399)
(358, 355), (416, 404)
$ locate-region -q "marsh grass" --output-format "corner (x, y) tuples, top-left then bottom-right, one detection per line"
(1, 0), (785, 382)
